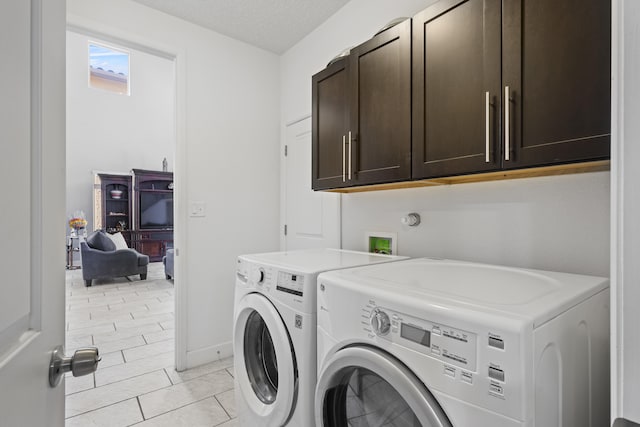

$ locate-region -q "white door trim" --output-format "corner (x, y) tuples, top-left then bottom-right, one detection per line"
(64, 18), (189, 371)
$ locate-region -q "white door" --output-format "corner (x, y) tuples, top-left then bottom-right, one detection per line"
(0, 0), (67, 425)
(282, 117), (341, 251)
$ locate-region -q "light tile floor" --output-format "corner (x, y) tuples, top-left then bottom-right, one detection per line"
(65, 263), (237, 427)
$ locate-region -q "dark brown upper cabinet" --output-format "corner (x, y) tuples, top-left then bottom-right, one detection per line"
(412, 0), (610, 179)
(312, 18), (412, 190)
(312, 59), (350, 190)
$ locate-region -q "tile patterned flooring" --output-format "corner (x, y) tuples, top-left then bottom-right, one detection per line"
(65, 263), (237, 427)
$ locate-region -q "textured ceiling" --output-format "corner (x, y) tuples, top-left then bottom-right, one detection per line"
(131, 0), (350, 54)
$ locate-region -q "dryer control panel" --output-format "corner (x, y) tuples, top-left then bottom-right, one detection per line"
(368, 306), (477, 371)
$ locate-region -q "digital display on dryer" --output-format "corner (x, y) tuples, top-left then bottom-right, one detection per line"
(401, 323), (431, 347)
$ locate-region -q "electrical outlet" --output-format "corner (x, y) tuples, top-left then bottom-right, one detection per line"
(190, 201), (206, 217)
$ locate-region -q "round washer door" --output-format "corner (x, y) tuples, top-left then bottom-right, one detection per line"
(315, 345), (452, 427)
(234, 293), (297, 426)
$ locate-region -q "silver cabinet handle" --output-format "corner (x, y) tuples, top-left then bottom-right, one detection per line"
(504, 86), (510, 161)
(348, 131), (352, 180)
(485, 91), (490, 163)
(342, 135), (346, 182)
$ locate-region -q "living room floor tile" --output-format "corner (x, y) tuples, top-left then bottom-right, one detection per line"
(143, 328), (174, 344)
(97, 350), (125, 369)
(216, 389), (237, 418)
(65, 262), (238, 426)
(93, 323), (163, 344)
(65, 369), (171, 418)
(65, 398), (143, 427)
(138, 370), (233, 419)
(123, 338), (175, 363)
(135, 396), (230, 427)
(165, 357), (234, 385)
(95, 335), (147, 355)
(65, 373), (95, 396)
(95, 351), (174, 387)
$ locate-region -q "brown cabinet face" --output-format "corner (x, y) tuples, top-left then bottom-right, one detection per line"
(312, 61), (350, 190)
(349, 18), (412, 186)
(413, 0), (610, 179)
(313, 0), (610, 189)
(138, 241), (163, 259)
(133, 232), (172, 262)
(503, 0), (611, 168)
(96, 174), (132, 233)
(413, 0), (502, 179)
(312, 18), (412, 190)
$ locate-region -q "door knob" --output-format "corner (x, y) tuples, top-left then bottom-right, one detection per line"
(49, 345), (100, 387)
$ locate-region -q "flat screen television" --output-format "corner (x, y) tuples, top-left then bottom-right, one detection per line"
(139, 192), (173, 229)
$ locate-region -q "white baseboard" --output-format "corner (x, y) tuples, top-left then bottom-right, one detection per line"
(185, 341), (233, 370)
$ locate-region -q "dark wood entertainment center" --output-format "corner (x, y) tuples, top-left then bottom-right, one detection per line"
(95, 169), (173, 262)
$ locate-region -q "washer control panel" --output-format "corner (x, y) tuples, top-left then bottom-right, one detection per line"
(366, 306), (477, 371)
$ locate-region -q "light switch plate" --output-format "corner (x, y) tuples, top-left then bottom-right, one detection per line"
(190, 201), (206, 217)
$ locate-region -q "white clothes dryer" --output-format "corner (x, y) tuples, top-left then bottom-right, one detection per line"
(233, 248), (406, 427)
(315, 258), (610, 427)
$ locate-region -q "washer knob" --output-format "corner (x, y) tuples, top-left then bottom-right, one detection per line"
(250, 268), (264, 284)
(370, 308), (391, 336)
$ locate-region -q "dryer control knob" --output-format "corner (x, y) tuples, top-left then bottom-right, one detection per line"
(250, 268), (264, 284)
(370, 309), (391, 336)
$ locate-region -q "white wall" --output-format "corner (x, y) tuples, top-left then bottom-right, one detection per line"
(281, 0), (610, 278)
(67, 0), (281, 368)
(341, 172), (609, 276)
(66, 30), (175, 230)
(280, 0), (432, 122)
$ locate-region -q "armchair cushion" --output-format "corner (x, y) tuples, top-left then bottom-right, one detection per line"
(107, 232), (129, 250)
(86, 230), (116, 252)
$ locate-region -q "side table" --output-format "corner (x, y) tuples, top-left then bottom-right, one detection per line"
(66, 236), (83, 270)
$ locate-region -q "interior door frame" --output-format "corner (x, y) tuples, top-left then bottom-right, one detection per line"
(64, 19), (188, 370)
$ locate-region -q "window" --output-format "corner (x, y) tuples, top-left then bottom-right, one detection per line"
(88, 42), (130, 95)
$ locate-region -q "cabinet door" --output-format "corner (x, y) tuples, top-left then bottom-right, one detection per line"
(412, 0), (502, 179)
(137, 240), (164, 261)
(350, 18), (412, 186)
(312, 60), (350, 190)
(502, 0), (610, 169)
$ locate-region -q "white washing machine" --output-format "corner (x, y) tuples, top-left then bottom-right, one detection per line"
(315, 258), (610, 427)
(233, 248), (407, 427)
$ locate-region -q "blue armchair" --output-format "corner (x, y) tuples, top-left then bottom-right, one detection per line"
(80, 230), (149, 287)
(163, 249), (174, 279)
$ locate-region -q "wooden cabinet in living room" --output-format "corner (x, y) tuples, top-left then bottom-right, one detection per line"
(132, 169), (173, 261)
(412, 0), (610, 180)
(131, 230), (173, 262)
(93, 173), (133, 245)
(312, 18), (411, 190)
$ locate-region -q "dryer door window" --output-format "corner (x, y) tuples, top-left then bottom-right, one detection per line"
(316, 346), (452, 427)
(234, 293), (297, 426)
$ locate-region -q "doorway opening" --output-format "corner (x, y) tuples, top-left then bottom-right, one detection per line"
(64, 29), (181, 424)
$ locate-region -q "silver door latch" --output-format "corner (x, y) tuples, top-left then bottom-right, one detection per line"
(49, 345), (100, 387)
